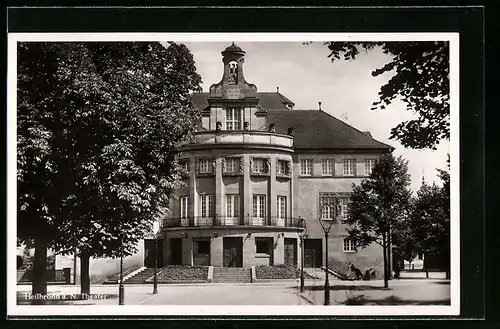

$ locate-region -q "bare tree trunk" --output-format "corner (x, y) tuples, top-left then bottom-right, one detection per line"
(31, 239), (48, 305)
(387, 237), (392, 280)
(424, 252), (429, 278)
(80, 251), (90, 295)
(445, 248), (450, 279)
(382, 233), (388, 288)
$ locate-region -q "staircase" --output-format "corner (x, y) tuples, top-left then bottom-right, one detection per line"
(123, 268), (156, 284)
(212, 267), (252, 283)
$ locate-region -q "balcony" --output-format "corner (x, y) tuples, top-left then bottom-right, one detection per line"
(181, 130), (294, 150)
(163, 216), (303, 229)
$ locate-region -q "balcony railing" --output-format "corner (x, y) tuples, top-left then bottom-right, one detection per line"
(183, 131), (294, 149)
(163, 216), (303, 228)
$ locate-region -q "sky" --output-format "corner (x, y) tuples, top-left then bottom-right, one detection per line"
(183, 41), (450, 192)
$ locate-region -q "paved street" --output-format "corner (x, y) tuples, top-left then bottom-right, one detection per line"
(300, 279), (451, 305)
(142, 283), (309, 305)
(16, 279), (450, 306)
(16, 282), (310, 306)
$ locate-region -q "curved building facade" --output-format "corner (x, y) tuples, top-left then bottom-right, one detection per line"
(160, 43), (392, 272)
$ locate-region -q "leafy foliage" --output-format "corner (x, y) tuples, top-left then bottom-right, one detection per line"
(345, 152), (412, 287)
(17, 42), (202, 264)
(323, 41), (449, 150)
(346, 153), (412, 247)
(409, 160), (450, 271)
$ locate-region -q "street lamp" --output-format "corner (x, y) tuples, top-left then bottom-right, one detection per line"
(319, 202), (338, 306)
(118, 239), (124, 305)
(296, 217), (307, 293)
(152, 219), (162, 295)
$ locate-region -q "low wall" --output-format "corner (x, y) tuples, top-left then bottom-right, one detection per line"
(55, 240), (145, 284)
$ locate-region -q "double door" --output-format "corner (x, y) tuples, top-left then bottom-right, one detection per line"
(223, 237), (243, 267)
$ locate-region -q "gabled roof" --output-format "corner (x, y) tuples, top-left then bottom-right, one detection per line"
(191, 92), (294, 111)
(266, 110), (392, 150)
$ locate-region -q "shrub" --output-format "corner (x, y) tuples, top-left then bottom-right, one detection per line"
(157, 265), (208, 281)
(255, 265), (315, 279)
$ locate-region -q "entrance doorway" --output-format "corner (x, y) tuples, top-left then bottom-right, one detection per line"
(223, 237), (243, 267)
(304, 239), (322, 268)
(284, 238), (297, 266)
(170, 238), (182, 265)
(144, 239), (164, 268)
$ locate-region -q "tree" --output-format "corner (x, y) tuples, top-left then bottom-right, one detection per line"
(392, 220), (419, 270)
(410, 161), (450, 279)
(322, 41), (449, 150)
(17, 42), (202, 296)
(345, 153), (412, 288)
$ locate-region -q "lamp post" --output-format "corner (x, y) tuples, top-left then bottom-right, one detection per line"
(118, 240), (124, 305)
(297, 217), (307, 293)
(319, 203), (337, 306)
(152, 220), (161, 295)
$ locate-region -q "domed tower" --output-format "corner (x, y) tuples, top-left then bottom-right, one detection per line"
(164, 43), (297, 270)
(209, 42), (258, 100)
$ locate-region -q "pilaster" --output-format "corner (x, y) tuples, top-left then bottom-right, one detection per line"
(215, 157), (224, 221)
(269, 156), (277, 224)
(243, 154), (252, 225)
(274, 236), (285, 265)
(189, 155), (196, 224)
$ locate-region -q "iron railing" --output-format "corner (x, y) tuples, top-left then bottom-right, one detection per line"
(163, 216), (303, 228)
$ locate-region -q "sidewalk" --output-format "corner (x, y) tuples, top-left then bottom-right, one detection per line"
(299, 279), (451, 305)
(17, 284), (154, 305)
(16, 282), (310, 305)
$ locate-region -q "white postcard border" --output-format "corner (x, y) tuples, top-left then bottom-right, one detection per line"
(7, 32), (460, 317)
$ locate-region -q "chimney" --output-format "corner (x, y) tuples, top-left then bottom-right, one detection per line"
(318, 101), (322, 111)
(277, 86), (280, 93)
(287, 127), (295, 136)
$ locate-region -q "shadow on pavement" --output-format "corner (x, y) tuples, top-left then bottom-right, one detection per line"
(344, 295), (451, 305)
(304, 285), (387, 291)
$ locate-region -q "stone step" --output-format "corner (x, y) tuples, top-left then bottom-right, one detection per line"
(123, 268), (156, 284)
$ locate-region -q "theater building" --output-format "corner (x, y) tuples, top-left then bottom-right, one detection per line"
(159, 43), (392, 273)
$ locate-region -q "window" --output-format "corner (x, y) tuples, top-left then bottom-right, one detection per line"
(252, 195), (266, 219)
(277, 196), (286, 219)
(300, 159), (313, 176)
(321, 159), (335, 176)
(252, 158), (266, 173)
(343, 238), (356, 252)
(195, 240), (210, 254)
(277, 160), (288, 175)
(225, 157), (239, 173)
(226, 108), (242, 130)
(255, 238), (271, 254)
(343, 159), (356, 176)
(200, 195), (213, 218)
(339, 198), (350, 222)
(199, 158), (213, 174)
(226, 195), (240, 218)
(180, 196), (189, 218)
(320, 196), (336, 220)
(365, 159), (376, 176)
